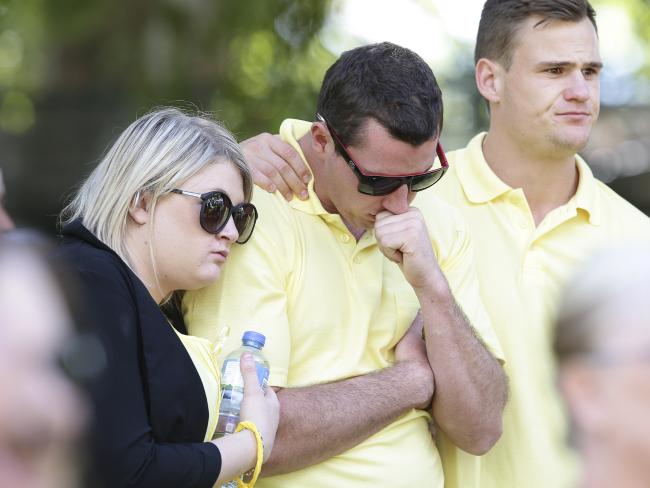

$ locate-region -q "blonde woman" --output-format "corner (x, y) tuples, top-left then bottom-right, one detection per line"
(58, 107), (279, 488)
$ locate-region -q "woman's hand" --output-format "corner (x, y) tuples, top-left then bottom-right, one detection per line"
(238, 353), (280, 462)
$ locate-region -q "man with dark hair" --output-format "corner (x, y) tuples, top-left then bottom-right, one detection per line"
(316, 43), (443, 151)
(239, 2), (650, 487)
(184, 42), (507, 488)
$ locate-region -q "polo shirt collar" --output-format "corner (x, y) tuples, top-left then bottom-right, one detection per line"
(278, 118), (330, 217)
(278, 119), (377, 241)
(456, 132), (511, 204)
(457, 132), (600, 225)
(568, 155), (601, 226)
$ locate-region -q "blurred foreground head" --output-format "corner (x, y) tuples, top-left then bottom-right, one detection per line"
(0, 231), (88, 488)
(0, 169), (15, 231)
(555, 244), (650, 487)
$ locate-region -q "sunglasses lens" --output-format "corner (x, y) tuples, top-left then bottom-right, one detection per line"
(410, 168), (446, 192)
(232, 203), (258, 244)
(200, 193), (231, 233)
(359, 168), (447, 196)
(359, 177), (404, 196)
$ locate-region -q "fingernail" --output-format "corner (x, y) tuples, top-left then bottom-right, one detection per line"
(303, 175), (311, 184)
(300, 190), (308, 200)
(284, 193), (292, 201)
(268, 185), (276, 193)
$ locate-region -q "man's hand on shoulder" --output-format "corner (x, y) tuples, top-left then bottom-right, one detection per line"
(241, 133), (311, 201)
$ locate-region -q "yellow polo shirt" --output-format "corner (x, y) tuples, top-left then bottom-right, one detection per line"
(434, 132), (650, 488)
(184, 120), (502, 488)
(172, 329), (221, 441)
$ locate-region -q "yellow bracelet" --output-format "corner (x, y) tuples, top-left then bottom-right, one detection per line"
(235, 421), (264, 488)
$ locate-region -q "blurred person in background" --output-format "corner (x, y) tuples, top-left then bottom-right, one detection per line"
(239, 1), (650, 486)
(555, 245), (650, 488)
(184, 42), (506, 488)
(0, 168), (15, 231)
(0, 230), (86, 488)
(57, 107), (279, 488)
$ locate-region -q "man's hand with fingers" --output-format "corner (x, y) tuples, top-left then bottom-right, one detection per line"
(374, 208), (445, 292)
(241, 133), (311, 201)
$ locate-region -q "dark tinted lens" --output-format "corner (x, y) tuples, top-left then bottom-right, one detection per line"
(410, 168), (446, 192)
(358, 176), (405, 196)
(200, 192), (231, 233)
(232, 203), (258, 244)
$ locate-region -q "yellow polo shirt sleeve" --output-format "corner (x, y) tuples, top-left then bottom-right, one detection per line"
(183, 188), (295, 388)
(419, 194), (504, 361)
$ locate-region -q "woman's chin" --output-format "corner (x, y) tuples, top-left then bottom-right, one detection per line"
(195, 266), (223, 289)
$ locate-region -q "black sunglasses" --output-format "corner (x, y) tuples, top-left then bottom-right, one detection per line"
(170, 189), (258, 244)
(316, 113), (448, 196)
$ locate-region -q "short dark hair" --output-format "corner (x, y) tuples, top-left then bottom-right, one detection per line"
(475, 0), (597, 69)
(316, 42), (443, 152)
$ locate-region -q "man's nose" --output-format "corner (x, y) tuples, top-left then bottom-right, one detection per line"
(381, 184), (410, 214)
(564, 70), (591, 103)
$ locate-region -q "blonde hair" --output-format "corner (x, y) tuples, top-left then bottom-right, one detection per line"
(60, 107), (252, 266)
(554, 244), (650, 363)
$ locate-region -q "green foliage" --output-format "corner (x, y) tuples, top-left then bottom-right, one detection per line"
(3, 0), (332, 134)
(0, 0), (331, 231)
(0, 0), (44, 133)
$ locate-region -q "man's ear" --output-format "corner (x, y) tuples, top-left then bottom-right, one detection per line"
(128, 190), (152, 225)
(311, 121), (333, 157)
(476, 58), (504, 104)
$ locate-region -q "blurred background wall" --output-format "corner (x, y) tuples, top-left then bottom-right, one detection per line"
(1, 0), (649, 232)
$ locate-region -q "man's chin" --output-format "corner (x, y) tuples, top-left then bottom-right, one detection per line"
(340, 215), (368, 234)
(568, 124), (594, 146)
(552, 132), (591, 154)
(362, 218), (377, 231)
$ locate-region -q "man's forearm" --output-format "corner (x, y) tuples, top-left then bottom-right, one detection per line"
(419, 282), (507, 455)
(262, 360), (433, 476)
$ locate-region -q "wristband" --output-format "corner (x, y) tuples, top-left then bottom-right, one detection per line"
(235, 421), (264, 488)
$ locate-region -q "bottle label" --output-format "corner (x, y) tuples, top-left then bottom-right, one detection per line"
(257, 364), (269, 391)
(221, 359), (244, 409)
(222, 358), (269, 391)
(222, 359), (245, 388)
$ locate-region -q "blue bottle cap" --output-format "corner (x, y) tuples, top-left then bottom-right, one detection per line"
(242, 330), (266, 347)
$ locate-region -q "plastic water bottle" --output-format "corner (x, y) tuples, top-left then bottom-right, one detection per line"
(214, 331), (269, 488)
